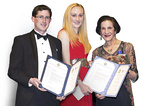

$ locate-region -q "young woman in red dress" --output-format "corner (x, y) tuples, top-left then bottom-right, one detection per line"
(57, 3), (93, 106)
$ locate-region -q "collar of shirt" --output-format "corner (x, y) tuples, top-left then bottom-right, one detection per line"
(34, 29), (47, 36)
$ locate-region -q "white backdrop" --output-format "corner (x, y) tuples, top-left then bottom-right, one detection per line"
(1, 0), (149, 106)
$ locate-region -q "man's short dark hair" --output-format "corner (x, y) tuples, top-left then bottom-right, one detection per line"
(32, 5), (52, 19)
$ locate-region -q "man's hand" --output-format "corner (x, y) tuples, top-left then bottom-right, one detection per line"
(29, 78), (47, 91)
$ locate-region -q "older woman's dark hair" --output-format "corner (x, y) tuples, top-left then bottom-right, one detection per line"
(96, 15), (121, 35)
(32, 5), (52, 19)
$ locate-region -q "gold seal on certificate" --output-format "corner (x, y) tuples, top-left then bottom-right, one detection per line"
(57, 63), (60, 67)
(39, 55), (82, 97)
(104, 62), (107, 66)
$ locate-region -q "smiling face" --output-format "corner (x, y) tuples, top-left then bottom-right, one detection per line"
(32, 10), (51, 35)
(70, 6), (84, 33)
(100, 20), (116, 42)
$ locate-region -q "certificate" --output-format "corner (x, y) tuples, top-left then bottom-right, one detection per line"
(39, 55), (81, 97)
(83, 56), (131, 97)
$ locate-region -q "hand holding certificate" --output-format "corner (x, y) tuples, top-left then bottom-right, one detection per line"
(83, 56), (131, 97)
(39, 55), (81, 97)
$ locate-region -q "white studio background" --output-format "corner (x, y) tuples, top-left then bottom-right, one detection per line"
(0, 0), (149, 106)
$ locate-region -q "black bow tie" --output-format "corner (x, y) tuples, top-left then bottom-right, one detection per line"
(34, 31), (48, 40)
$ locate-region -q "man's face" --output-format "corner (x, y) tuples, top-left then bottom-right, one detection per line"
(32, 10), (51, 34)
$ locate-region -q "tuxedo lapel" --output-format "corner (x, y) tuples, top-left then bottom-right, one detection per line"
(29, 30), (38, 77)
(47, 36), (57, 58)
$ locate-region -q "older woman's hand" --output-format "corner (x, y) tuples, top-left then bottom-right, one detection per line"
(127, 70), (137, 81)
(95, 93), (105, 100)
(88, 61), (93, 67)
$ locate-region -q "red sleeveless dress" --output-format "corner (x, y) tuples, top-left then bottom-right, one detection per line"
(60, 41), (93, 106)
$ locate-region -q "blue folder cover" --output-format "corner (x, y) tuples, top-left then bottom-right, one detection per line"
(39, 55), (81, 97)
(83, 56), (131, 97)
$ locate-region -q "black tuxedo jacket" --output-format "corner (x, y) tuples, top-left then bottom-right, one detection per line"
(8, 30), (62, 106)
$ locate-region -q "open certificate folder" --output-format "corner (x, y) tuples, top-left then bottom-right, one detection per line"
(83, 56), (131, 97)
(39, 55), (81, 97)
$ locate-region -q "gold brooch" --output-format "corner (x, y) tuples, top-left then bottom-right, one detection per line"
(57, 63), (60, 67)
(71, 68), (74, 73)
(118, 69), (121, 73)
(104, 62), (107, 66)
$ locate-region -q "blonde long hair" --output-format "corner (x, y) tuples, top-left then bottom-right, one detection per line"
(63, 3), (91, 54)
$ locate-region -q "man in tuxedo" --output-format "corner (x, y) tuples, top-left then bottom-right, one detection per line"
(8, 5), (63, 106)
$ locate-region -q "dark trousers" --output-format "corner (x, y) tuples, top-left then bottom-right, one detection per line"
(29, 89), (60, 106)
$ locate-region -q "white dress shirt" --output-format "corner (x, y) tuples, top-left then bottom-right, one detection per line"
(34, 31), (52, 79)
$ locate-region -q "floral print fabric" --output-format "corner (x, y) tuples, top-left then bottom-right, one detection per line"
(92, 41), (138, 106)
